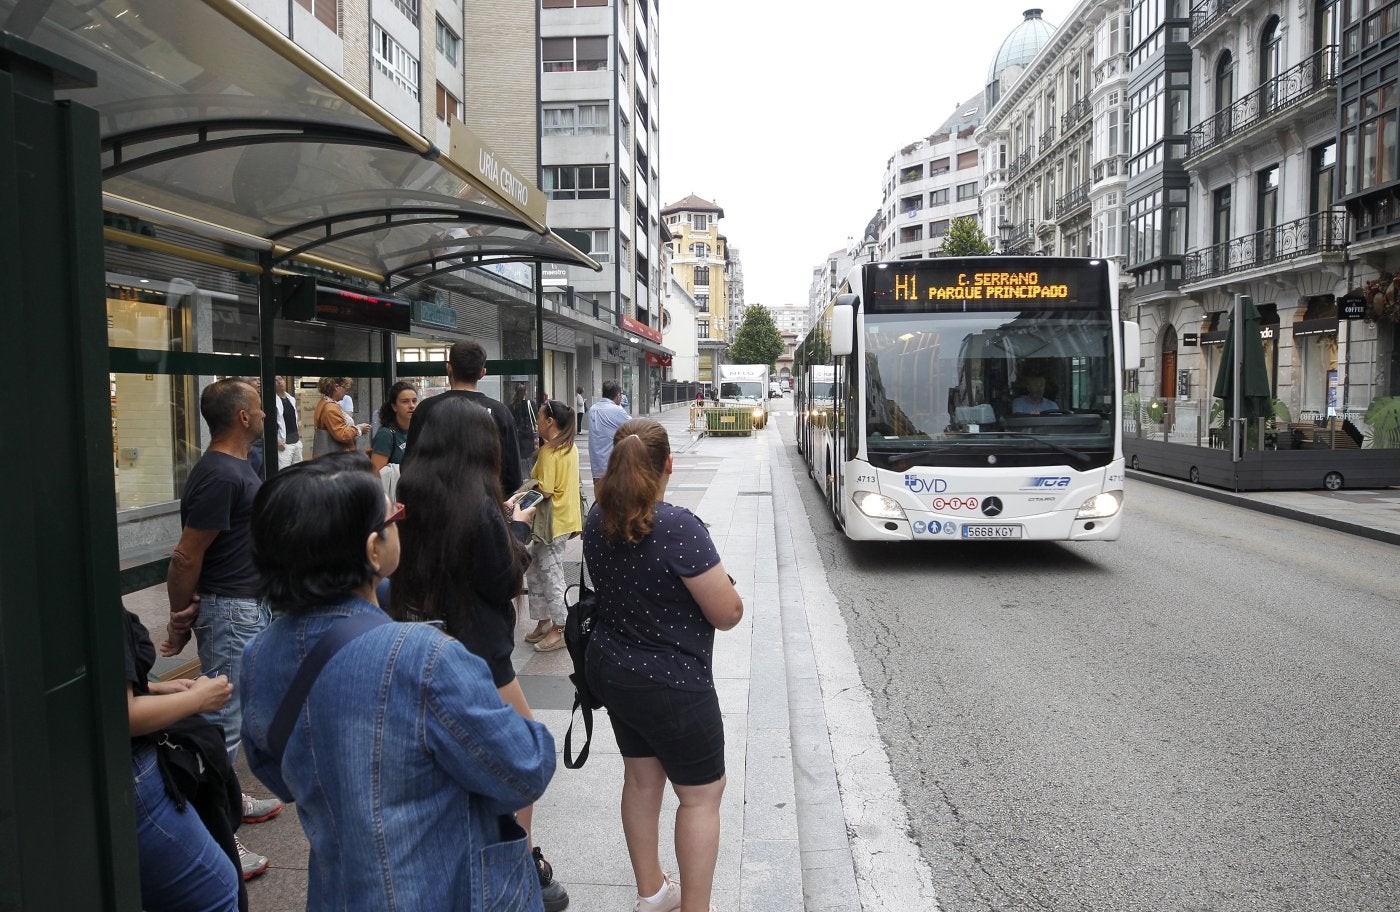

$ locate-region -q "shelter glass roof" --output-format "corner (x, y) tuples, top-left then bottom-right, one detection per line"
(0, 0), (598, 281)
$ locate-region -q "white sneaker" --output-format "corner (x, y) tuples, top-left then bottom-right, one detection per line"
(634, 873), (681, 912)
(235, 835), (269, 880)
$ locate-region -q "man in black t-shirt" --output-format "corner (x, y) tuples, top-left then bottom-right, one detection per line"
(407, 340), (523, 493)
(161, 378), (281, 878)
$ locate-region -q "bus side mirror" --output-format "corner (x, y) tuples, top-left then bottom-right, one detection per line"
(831, 295), (856, 356)
(1122, 320), (1141, 370)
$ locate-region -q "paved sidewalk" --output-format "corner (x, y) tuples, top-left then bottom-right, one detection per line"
(240, 403), (853, 911)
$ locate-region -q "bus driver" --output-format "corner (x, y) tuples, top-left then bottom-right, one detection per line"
(1011, 372), (1062, 415)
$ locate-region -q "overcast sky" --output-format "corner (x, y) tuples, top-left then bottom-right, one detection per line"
(658, 1), (1079, 310)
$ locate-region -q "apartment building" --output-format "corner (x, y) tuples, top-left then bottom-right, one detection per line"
(662, 194), (730, 384)
(977, 4), (1133, 267)
(878, 95), (987, 260)
(726, 245), (747, 341)
(1148, 0), (1395, 434)
(540, 0), (667, 407)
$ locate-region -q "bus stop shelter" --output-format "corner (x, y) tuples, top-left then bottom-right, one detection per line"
(0, 1), (597, 906)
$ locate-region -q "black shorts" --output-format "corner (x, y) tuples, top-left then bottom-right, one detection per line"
(586, 652), (724, 786)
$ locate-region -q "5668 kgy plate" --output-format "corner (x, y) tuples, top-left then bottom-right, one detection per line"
(960, 524), (1023, 539)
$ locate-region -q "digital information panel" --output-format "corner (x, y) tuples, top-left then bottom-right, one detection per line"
(867, 259), (1106, 313)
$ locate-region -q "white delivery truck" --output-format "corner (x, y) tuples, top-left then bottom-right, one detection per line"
(717, 364), (770, 429)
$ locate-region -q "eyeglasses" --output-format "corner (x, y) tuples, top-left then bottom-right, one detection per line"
(377, 502), (406, 531)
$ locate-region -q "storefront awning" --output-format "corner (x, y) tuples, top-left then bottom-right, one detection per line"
(0, 0), (600, 282)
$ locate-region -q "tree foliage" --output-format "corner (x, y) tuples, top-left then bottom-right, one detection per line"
(937, 216), (995, 257)
(729, 304), (785, 369)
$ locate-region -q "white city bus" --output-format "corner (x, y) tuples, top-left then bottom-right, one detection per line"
(795, 257), (1140, 542)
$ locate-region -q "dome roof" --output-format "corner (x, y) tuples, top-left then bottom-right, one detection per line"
(987, 9), (1056, 86)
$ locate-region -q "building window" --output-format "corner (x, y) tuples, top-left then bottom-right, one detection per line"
(1215, 51), (1234, 113)
(1311, 141), (1337, 211)
(930, 219), (950, 238)
(691, 242), (710, 259)
(373, 24), (421, 99)
(436, 18), (460, 66)
(955, 181), (978, 201)
(900, 194), (922, 215)
(296, 0), (338, 30)
(1340, 81), (1398, 196)
(543, 0), (609, 7)
(543, 103), (612, 135)
(900, 225), (924, 244)
(542, 36), (609, 72)
(435, 83), (460, 123)
(694, 266), (710, 286)
(698, 319), (710, 337)
(542, 165), (610, 200)
(390, 0), (418, 24)
(557, 228), (612, 263)
(691, 213), (708, 230)
(929, 188), (949, 206)
(1212, 184), (1232, 260)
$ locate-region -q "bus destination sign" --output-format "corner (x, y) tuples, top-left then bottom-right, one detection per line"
(892, 271), (1069, 302)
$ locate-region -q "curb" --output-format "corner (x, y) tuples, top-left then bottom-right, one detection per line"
(1127, 469), (1400, 547)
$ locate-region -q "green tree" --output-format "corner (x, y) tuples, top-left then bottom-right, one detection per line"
(937, 215), (995, 256)
(729, 304), (785, 369)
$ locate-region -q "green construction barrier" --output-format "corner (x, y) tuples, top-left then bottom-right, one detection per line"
(705, 407), (754, 435)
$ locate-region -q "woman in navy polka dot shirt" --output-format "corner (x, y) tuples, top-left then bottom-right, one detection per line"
(583, 418), (743, 912)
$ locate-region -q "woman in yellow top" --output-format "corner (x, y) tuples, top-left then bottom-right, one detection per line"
(525, 398), (581, 652)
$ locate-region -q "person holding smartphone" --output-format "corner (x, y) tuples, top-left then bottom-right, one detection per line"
(583, 418), (743, 912)
(388, 397), (570, 911)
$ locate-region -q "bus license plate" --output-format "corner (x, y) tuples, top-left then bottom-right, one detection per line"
(961, 524), (1023, 540)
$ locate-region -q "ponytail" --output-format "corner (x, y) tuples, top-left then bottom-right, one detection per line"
(596, 419), (669, 544)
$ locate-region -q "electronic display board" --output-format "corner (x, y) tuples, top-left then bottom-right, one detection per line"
(865, 258), (1108, 313)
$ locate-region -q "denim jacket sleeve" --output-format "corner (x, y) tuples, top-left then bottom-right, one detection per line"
(421, 634), (556, 814)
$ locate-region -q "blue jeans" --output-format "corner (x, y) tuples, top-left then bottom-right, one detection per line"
(132, 744), (239, 912)
(193, 593), (270, 764)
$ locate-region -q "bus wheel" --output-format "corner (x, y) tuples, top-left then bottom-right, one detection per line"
(1323, 471), (1344, 491)
(1188, 466), (1200, 484)
(1130, 455), (1139, 470)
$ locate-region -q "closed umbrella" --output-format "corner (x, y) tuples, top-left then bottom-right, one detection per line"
(1212, 295), (1271, 458)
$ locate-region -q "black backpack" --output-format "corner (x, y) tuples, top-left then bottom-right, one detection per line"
(562, 562), (602, 768)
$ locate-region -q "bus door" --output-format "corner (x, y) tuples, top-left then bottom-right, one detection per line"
(830, 353), (850, 522)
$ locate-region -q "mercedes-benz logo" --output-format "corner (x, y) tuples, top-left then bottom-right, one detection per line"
(982, 497), (1004, 517)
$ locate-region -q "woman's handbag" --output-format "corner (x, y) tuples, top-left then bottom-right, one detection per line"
(562, 561), (600, 769)
(379, 462), (401, 502)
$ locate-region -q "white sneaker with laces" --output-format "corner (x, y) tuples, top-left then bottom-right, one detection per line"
(235, 836), (269, 880)
(634, 873), (681, 912)
(241, 792), (284, 824)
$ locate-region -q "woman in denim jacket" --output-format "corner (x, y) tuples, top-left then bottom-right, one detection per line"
(239, 453), (556, 911)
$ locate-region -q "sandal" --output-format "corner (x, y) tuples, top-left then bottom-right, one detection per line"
(524, 623), (551, 644)
(533, 630), (566, 652)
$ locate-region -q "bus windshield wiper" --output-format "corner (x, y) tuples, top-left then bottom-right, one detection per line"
(983, 432), (1091, 464)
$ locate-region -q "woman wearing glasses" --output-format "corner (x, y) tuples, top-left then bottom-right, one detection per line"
(523, 398), (580, 653)
(239, 452), (555, 911)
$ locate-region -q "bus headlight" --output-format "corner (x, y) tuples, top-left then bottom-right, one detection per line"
(751, 407), (764, 421)
(853, 491), (906, 520)
(1076, 491), (1122, 519)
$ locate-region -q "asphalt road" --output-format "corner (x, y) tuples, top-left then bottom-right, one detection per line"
(777, 420), (1400, 912)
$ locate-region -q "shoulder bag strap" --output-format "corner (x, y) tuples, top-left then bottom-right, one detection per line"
(266, 611), (392, 764)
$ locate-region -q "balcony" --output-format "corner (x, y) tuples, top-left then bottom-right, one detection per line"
(1061, 96), (1092, 134)
(1054, 180), (1092, 220)
(1190, 0), (1242, 40)
(999, 220), (1036, 254)
(1186, 47), (1337, 160)
(1182, 210), (1349, 284)
(1007, 145), (1036, 181)
(1037, 125), (1057, 151)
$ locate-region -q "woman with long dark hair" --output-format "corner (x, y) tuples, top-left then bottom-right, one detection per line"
(239, 452), (555, 911)
(389, 396), (570, 911)
(369, 381), (417, 472)
(583, 419), (743, 912)
(524, 398), (581, 653)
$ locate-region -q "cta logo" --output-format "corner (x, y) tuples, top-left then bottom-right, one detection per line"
(1022, 476), (1070, 490)
(932, 497), (979, 511)
(904, 475), (948, 494)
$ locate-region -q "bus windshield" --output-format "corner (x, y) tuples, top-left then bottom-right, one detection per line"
(861, 309), (1116, 469)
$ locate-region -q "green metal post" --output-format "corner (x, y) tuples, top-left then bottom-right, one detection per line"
(0, 34), (139, 910)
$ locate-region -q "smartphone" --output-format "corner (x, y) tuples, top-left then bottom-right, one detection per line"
(515, 490), (544, 511)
